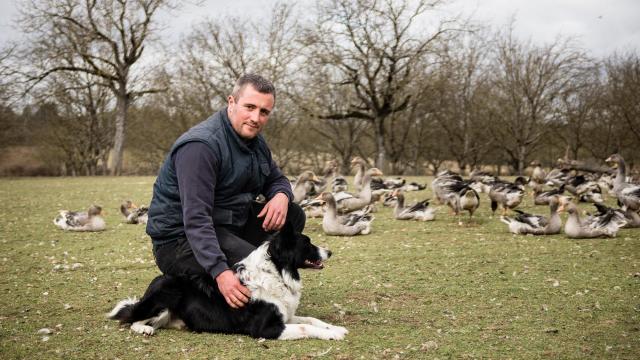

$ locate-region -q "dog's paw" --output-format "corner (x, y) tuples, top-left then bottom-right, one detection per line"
(331, 326), (348, 336)
(325, 328), (346, 340)
(131, 323), (155, 336)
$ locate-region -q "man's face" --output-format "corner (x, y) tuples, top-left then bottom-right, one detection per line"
(227, 85), (275, 140)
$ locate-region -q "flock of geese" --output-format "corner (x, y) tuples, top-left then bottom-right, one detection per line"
(293, 154), (640, 239)
(53, 200), (148, 232)
(52, 154), (640, 240)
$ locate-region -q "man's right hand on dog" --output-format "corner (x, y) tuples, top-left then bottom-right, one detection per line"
(216, 269), (251, 309)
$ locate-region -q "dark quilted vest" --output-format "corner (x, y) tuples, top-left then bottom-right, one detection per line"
(146, 108), (272, 245)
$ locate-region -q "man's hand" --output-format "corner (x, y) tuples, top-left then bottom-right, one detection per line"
(216, 269), (251, 309)
(258, 192), (289, 231)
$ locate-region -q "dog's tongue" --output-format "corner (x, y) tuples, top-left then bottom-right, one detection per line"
(305, 260), (324, 269)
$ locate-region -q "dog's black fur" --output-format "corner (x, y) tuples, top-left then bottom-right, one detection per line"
(108, 223), (329, 339)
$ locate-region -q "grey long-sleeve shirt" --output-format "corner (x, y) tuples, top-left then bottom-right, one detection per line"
(174, 141), (292, 279)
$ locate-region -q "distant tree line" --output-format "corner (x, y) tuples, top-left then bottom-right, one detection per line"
(0, 0), (638, 176)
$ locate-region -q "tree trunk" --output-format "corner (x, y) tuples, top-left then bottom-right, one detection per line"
(374, 118), (386, 172)
(111, 90), (128, 175)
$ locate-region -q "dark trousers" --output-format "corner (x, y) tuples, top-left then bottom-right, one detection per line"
(153, 201), (306, 278)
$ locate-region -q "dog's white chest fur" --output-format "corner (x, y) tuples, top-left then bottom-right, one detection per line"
(235, 243), (301, 322)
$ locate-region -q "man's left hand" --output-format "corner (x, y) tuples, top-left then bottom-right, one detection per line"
(258, 193), (289, 232)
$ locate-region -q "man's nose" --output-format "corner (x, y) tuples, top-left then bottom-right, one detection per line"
(250, 109), (260, 122)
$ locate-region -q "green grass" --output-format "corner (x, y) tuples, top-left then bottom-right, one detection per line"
(1, 176), (639, 359)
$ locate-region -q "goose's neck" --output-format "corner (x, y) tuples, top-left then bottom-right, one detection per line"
(325, 198), (338, 217)
(615, 159), (626, 185)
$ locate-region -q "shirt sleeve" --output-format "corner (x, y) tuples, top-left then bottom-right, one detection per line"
(174, 141), (229, 279)
(262, 156), (294, 201)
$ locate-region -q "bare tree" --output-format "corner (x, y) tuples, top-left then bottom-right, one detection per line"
(488, 28), (589, 174)
(302, 0), (456, 172)
(428, 34), (494, 174)
(34, 72), (114, 175)
(604, 52), (640, 144)
(17, 0), (171, 174)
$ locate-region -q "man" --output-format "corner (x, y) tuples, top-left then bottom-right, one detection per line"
(146, 74), (303, 309)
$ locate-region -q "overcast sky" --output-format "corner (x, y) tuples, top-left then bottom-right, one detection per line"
(1, 0), (639, 58)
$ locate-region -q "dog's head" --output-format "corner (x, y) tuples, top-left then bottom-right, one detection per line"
(268, 222), (331, 280)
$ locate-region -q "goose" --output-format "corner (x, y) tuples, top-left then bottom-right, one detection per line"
(314, 160), (346, 193)
(534, 185), (566, 205)
(292, 171), (320, 204)
(561, 202), (625, 238)
(54, 205), (106, 232)
(530, 160), (547, 185)
(545, 168), (570, 187)
(299, 198), (325, 218)
(500, 196), (562, 235)
(120, 200), (149, 224)
(605, 154), (640, 211)
(390, 190), (437, 221)
(443, 181), (480, 222)
(335, 168), (384, 213)
(317, 192), (373, 236)
(351, 157), (368, 192)
(431, 170), (464, 204)
(586, 203), (640, 229)
(401, 182), (427, 192)
(488, 182), (525, 215)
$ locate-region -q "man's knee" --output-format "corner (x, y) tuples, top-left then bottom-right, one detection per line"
(288, 202), (306, 232)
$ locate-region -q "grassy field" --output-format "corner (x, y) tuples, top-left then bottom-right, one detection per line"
(0, 176), (639, 359)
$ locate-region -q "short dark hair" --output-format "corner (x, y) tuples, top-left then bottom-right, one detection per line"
(231, 74), (276, 102)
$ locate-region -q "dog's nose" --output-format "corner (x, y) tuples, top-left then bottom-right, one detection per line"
(327, 250), (332, 258)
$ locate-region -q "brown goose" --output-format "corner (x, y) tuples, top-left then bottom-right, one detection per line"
(390, 190), (437, 221)
(500, 196), (562, 235)
(561, 202), (626, 238)
(292, 171), (320, 204)
(317, 192), (373, 236)
(54, 205), (106, 232)
(335, 168), (384, 213)
(120, 200), (149, 224)
(605, 154), (640, 211)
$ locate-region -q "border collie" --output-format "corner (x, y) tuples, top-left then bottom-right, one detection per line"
(107, 223), (348, 340)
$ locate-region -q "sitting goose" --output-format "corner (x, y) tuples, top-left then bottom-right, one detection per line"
(605, 154), (640, 211)
(292, 171), (320, 204)
(500, 196), (562, 235)
(335, 168), (384, 213)
(54, 205), (106, 232)
(562, 202), (626, 238)
(120, 200), (149, 224)
(401, 182), (427, 192)
(317, 192), (373, 236)
(390, 190), (437, 221)
(586, 203), (640, 229)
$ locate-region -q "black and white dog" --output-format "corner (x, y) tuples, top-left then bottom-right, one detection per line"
(107, 223), (348, 340)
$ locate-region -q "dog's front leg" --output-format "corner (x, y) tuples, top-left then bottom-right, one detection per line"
(277, 323), (346, 340)
(289, 316), (348, 338)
